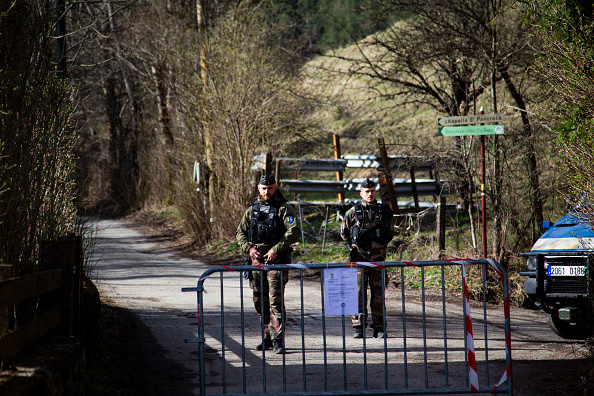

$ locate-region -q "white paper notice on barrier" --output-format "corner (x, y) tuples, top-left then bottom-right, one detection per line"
(323, 268), (358, 316)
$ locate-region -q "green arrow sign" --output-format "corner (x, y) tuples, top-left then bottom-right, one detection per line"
(438, 124), (504, 137)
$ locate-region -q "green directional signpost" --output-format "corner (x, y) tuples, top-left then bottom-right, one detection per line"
(437, 111), (505, 259)
(438, 124), (504, 137)
(438, 113), (504, 126)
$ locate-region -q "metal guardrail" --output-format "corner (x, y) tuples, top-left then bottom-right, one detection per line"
(342, 154), (438, 173)
(342, 154), (380, 169)
(279, 178), (452, 196)
(251, 155), (346, 172)
(247, 154), (451, 197)
(251, 154), (441, 173)
(273, 158), (347, 172)
(183, 259), (512, 396)
(279, 179), (344, 193)
(344, 178), (448, 196)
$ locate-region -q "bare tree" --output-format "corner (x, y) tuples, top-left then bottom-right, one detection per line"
(68, 1), (198, 209)
(320, 0), (546, 263)
(65, 1), (142, 209)
(189, 3), (313, 238)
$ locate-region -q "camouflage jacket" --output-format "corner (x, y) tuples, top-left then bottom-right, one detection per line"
(340, 199), (394, 261)
(236, 190), (300, 256)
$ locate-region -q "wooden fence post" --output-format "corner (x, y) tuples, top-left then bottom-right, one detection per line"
(410, 166), (420, 211)
(265, 152), (272, 175)
(274, 158), (281, 188)
(58, 236), (75, 336)
(437, 196), (447, 258)
(48, 235), (82, 337)
(433, 167), (441, 203)
(0, 264), (12, 336)
(73, 235), (83, 337)
(377, 138), (400, 214)
(333, 134), (344, 203)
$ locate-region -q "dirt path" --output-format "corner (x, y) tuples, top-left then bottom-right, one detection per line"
(85, 217), (593, 395)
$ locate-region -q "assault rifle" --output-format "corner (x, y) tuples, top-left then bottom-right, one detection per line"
(243, 256), (253, 282)
(347, 227), (359, 262)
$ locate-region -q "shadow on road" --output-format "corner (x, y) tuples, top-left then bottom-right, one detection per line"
(85, 302), (196, 396)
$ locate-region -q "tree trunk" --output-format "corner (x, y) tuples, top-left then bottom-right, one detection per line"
(103, 71), (124, 201)
(107, 1), (139, 206)
(491, 66), (504, 264)
(196, 0), (215, 223)
(450, 58), (474, 212)
(499, 64), (543, 242)
(152, 63), (176, 203)
(152, 64), (173, 145)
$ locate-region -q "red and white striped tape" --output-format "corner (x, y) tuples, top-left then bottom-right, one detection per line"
(348, 261), (418, 268)
(453, 258), (512, 393)
(461, 261), (480, 392)
(486, 259), (512, 394)
(351, 261), (386, 268)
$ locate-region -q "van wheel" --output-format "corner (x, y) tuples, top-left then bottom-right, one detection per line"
(547, 312), (589, 339)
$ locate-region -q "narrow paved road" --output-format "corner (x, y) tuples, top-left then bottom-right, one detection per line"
(91, 219), (590, 395)
(91, 219), (204, 395)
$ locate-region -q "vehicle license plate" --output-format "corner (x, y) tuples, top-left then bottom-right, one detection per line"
(547, 266), (587, 276)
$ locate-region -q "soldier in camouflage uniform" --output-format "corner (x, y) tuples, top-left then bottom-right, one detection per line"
(341, 178), (394, 338)
(236, 174), (300, 354)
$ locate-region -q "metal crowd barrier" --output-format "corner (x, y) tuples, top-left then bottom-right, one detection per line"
(182, 259), (512, 395)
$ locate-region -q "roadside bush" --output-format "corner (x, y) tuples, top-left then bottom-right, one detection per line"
(181, 3), (314, 241)
(0, 1), (77, 267)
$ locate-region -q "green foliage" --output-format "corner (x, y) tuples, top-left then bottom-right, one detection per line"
(317, 0), (372, 48)
(264, 0), (389, 51)
(556, 109), (594, 144)
(532, 0), (594, 120)
(530, 0), (594, 211)
(158, 206), (181, 222)
(292, 244), (346, 263)
(547, 0), (594, 43)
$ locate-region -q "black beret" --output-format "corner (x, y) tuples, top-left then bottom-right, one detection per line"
(361, 178), (376, 188)
(259, 174), (276, 185)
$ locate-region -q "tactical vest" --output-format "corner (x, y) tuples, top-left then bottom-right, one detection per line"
(350, 202), (392, 248)
(248, 201), (286, 245)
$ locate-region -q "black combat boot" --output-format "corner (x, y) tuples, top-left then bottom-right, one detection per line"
(273, 339), (284, 354)
(373, 328), (386, 338)
(255, 337), (273, 351)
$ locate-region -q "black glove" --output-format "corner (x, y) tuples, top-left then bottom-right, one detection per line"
(347, 244), (359, 262)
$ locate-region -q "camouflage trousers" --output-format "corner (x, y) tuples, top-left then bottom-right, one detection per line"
(251, 259), (289, 340)
(351, 267), (387, 330)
